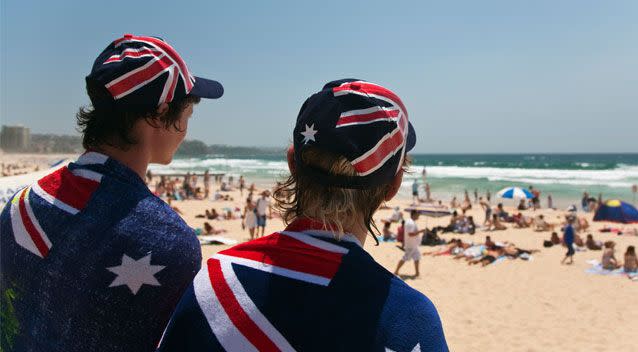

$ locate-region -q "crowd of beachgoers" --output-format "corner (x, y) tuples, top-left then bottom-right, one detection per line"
(146, 170), (638, 277)
(0, 161), (42, 176)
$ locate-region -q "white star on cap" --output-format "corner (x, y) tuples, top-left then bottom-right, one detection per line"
(107, 253), (165, 295)
(300, 124), (318, 144)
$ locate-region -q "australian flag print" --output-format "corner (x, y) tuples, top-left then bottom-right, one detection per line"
(158, 218), (448, 352)
(0, 152), (201, 351)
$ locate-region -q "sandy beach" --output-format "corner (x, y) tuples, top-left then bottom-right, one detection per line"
(1, 153), (636, 351)
(172, 184), (637, 352)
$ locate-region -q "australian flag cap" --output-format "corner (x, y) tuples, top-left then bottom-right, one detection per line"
(293, 79), (417, 189)
(86, 34), (223, 111)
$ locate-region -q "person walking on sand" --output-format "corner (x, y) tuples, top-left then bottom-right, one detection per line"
(204, 170), (211, 199)
(394, 210), (428, 278)
(412, 178), (419, 204)
(255, 190), (272, 237)
(242, 197), (258, 240)
(561, 215), (576, 265)
(158, 79), (447, 352)
(238, 175), (245, 196)
(0, 34), (223, 351)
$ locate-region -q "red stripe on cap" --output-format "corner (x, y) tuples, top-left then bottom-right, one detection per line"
(106, 55), (174, 98)
(337, 108), (400, 126)
(208, 259), (279, 352)
(333, 81), (408, 118)
(18, 189), (49, 257)
(37, 167), (100, 211)
(105, 47), (162, 63)
(165, 66), (179, 103)
(352, 129), (404, 174)
(218, 233), (343, 279)
(131, 35), (193, 91)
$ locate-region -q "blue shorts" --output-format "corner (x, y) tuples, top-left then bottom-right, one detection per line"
(257, 215), (267, 227)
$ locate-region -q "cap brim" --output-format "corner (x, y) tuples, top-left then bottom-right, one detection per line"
(191, 76), (224, 99)
(406, 122), (417, 152)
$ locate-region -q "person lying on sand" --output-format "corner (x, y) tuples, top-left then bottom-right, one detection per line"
(453, 244), (485, 261)
(468, 247), (505, 266)
(503, 243), (539, 259)
(203, 222), (227, 235)
(423, 238), (470, 256)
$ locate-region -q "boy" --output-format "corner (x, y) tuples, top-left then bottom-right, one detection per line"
(394, 210), (427, 277)
(0, 34), (223, 351)
(158, 79), (447, 351)
(561, 215), (576, 264)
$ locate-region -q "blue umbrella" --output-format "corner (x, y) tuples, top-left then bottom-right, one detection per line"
(593, 200), (638, 224)
(497, 187), (534, 199)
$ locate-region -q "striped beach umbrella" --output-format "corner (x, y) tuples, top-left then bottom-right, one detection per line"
(497, 187), (534, 199)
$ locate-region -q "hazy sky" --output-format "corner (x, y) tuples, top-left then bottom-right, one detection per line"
(1, 0), (637, 153)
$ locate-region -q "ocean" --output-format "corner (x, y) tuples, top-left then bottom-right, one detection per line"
(149, 153), (638, 208)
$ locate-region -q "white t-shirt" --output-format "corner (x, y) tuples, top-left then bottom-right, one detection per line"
(403, 218), (421, 249)
(256, 197), (271, 216)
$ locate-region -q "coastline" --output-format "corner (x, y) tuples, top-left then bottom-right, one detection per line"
(172, 183), (637, 352)
(2, 152), (637, 351)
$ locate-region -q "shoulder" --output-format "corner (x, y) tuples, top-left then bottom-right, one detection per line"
(112, 195), (199, 248)
(378, 277), (448, 351)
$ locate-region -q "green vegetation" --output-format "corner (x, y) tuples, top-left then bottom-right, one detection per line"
(1, 287), (20, 351)
(16, 133), (282, 158)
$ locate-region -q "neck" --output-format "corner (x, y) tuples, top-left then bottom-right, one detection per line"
(349, 221), (369, 246)
(93, 144), (150, 180)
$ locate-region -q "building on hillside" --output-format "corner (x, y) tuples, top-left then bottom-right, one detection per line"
(1, 125), (31, 151)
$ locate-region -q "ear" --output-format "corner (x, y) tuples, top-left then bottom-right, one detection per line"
(286, 145), (296, 176)
(385, 169), (404, 201)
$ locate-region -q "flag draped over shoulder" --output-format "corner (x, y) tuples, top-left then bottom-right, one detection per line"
(159, 218), (448, 352)
(0, 152), (201, 352)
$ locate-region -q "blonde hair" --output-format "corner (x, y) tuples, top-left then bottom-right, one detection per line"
(273, 147), (408, 243)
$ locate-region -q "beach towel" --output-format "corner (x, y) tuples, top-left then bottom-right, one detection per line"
(585, 260), (638, 279)
(158, 218), (448, 351)
(0, 152), (201, 351)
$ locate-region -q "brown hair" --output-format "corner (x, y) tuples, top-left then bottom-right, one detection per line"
(76, 80), (200, 150)
(273, 147), (408, 243)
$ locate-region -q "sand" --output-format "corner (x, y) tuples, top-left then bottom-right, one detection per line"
(3, 152), (636, 351)
(174, 185), (637, 352)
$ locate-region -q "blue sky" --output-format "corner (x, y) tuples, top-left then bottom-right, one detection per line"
(1, 0), (637, 153)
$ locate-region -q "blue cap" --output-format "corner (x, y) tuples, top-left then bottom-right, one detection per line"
(86, 34), (223, 111)
(293, 79), (416, 189)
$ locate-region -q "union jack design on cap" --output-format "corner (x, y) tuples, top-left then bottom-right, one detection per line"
(293, 79), (417, 189)
(87, 34), (223, 111)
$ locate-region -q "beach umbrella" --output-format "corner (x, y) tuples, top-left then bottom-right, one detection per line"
(496, 187), (533, 199)
(593, 200), (638, 224)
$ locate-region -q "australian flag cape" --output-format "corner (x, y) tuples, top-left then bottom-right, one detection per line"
(0, 152), (201, 352)
(158, 218), (448, 352)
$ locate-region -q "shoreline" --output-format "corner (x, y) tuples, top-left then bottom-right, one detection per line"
(1, 153), (637, 351)
(168, 179), (637, 352)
